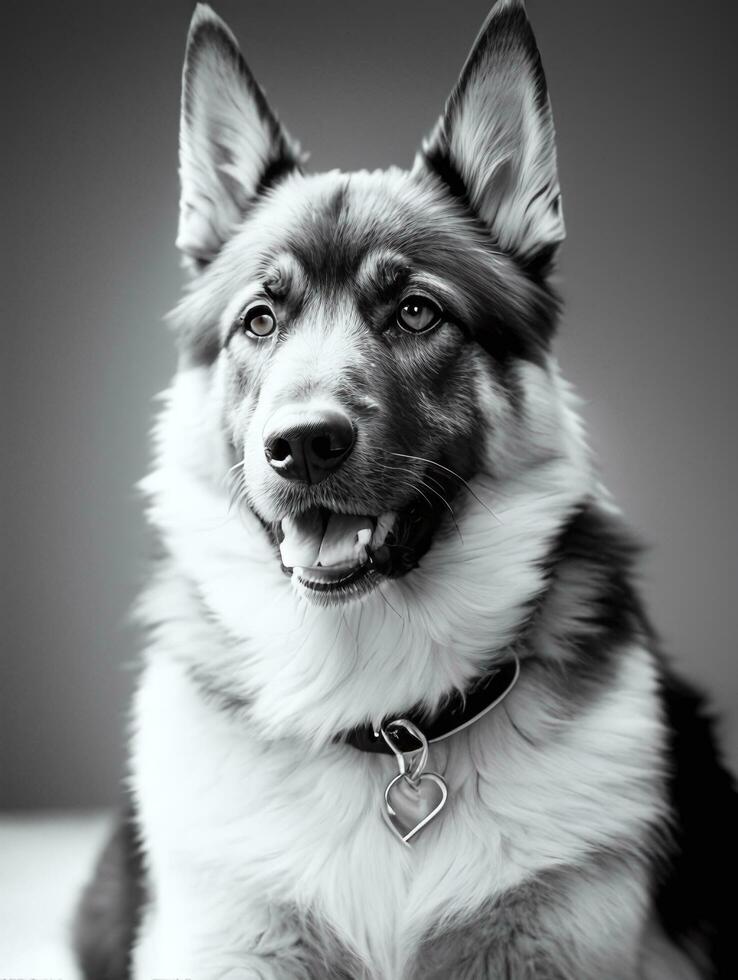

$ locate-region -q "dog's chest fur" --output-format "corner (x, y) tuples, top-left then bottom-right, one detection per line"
(131, 623), (669, 979)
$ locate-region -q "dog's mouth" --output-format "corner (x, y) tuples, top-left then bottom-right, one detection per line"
(273, 490), (454, 603)
(278, 509), (393, 598)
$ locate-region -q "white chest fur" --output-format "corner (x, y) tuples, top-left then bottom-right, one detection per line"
(131, 641), (667, 980)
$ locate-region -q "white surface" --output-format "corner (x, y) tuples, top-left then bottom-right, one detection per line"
(0, 810), (112, 978)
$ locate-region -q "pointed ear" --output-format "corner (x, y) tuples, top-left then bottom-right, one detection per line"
(417, 0), (564, 266)
(177, 4), (302, 265)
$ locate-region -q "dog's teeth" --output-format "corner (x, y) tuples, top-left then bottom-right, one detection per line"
(318, 514), (373, 568)
(355, 527), (372, 564)
(371, 511), (397, 550)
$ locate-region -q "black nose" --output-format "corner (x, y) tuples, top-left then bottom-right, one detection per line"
(263, 405), (356, 484)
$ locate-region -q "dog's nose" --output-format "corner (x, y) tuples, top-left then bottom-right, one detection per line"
(263, 405), (356, 484)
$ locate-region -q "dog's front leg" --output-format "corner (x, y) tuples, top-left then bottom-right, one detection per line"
(132, 886), (314, 980)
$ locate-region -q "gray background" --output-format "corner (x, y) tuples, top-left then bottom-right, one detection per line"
(3, 0), (736, 809)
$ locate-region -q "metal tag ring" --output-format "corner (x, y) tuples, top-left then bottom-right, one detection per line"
(380, 718), (429, 781)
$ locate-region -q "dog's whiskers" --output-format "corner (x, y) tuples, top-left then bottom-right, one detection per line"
(226, 471), (248, 515)
(376, 581), (404, 620)
(388, 452), (502, 524)
(376, 461), (464, 544)
(225, 457), (246, 478)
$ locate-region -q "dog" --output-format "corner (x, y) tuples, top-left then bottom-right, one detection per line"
(74, 2), (737, 977)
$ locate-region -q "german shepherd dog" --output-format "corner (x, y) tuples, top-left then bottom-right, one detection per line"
(75, 2), (736, 977)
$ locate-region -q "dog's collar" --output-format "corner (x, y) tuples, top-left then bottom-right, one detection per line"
(339, 656), (520, 754)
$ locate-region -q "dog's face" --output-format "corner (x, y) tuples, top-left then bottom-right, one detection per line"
(169, 1), (567, 609)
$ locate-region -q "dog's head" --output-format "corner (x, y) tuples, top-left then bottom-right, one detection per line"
(164, 1), (578, 615)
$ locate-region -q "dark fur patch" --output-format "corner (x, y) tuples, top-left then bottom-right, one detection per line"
(515, 501), (649, 711)
(254, 153), (300, 199)
(421, 136), (487, 235)
(470, 280), (559, 368)
(415, 860), (637, 979)
(284, 179), (362, 289)
(653, 670), (738, 977)
(74, 797), (146, 980)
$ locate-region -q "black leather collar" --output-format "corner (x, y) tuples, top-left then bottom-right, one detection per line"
(339, 658), (520, 754)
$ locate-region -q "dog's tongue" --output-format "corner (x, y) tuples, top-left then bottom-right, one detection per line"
(280, 510), (373, 570)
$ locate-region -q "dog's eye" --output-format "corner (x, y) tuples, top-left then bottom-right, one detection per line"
(241, 303), (277, 338)
(396, 296), (442, 333)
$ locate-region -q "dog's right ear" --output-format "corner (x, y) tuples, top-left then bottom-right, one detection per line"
(177, 4), (302, 268)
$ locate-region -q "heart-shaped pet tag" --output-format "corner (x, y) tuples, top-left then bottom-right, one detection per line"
(383, 772), (448, 844)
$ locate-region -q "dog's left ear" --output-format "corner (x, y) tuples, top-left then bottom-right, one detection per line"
(177, 4), (302, 266)
(416, 0), (564, 267)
